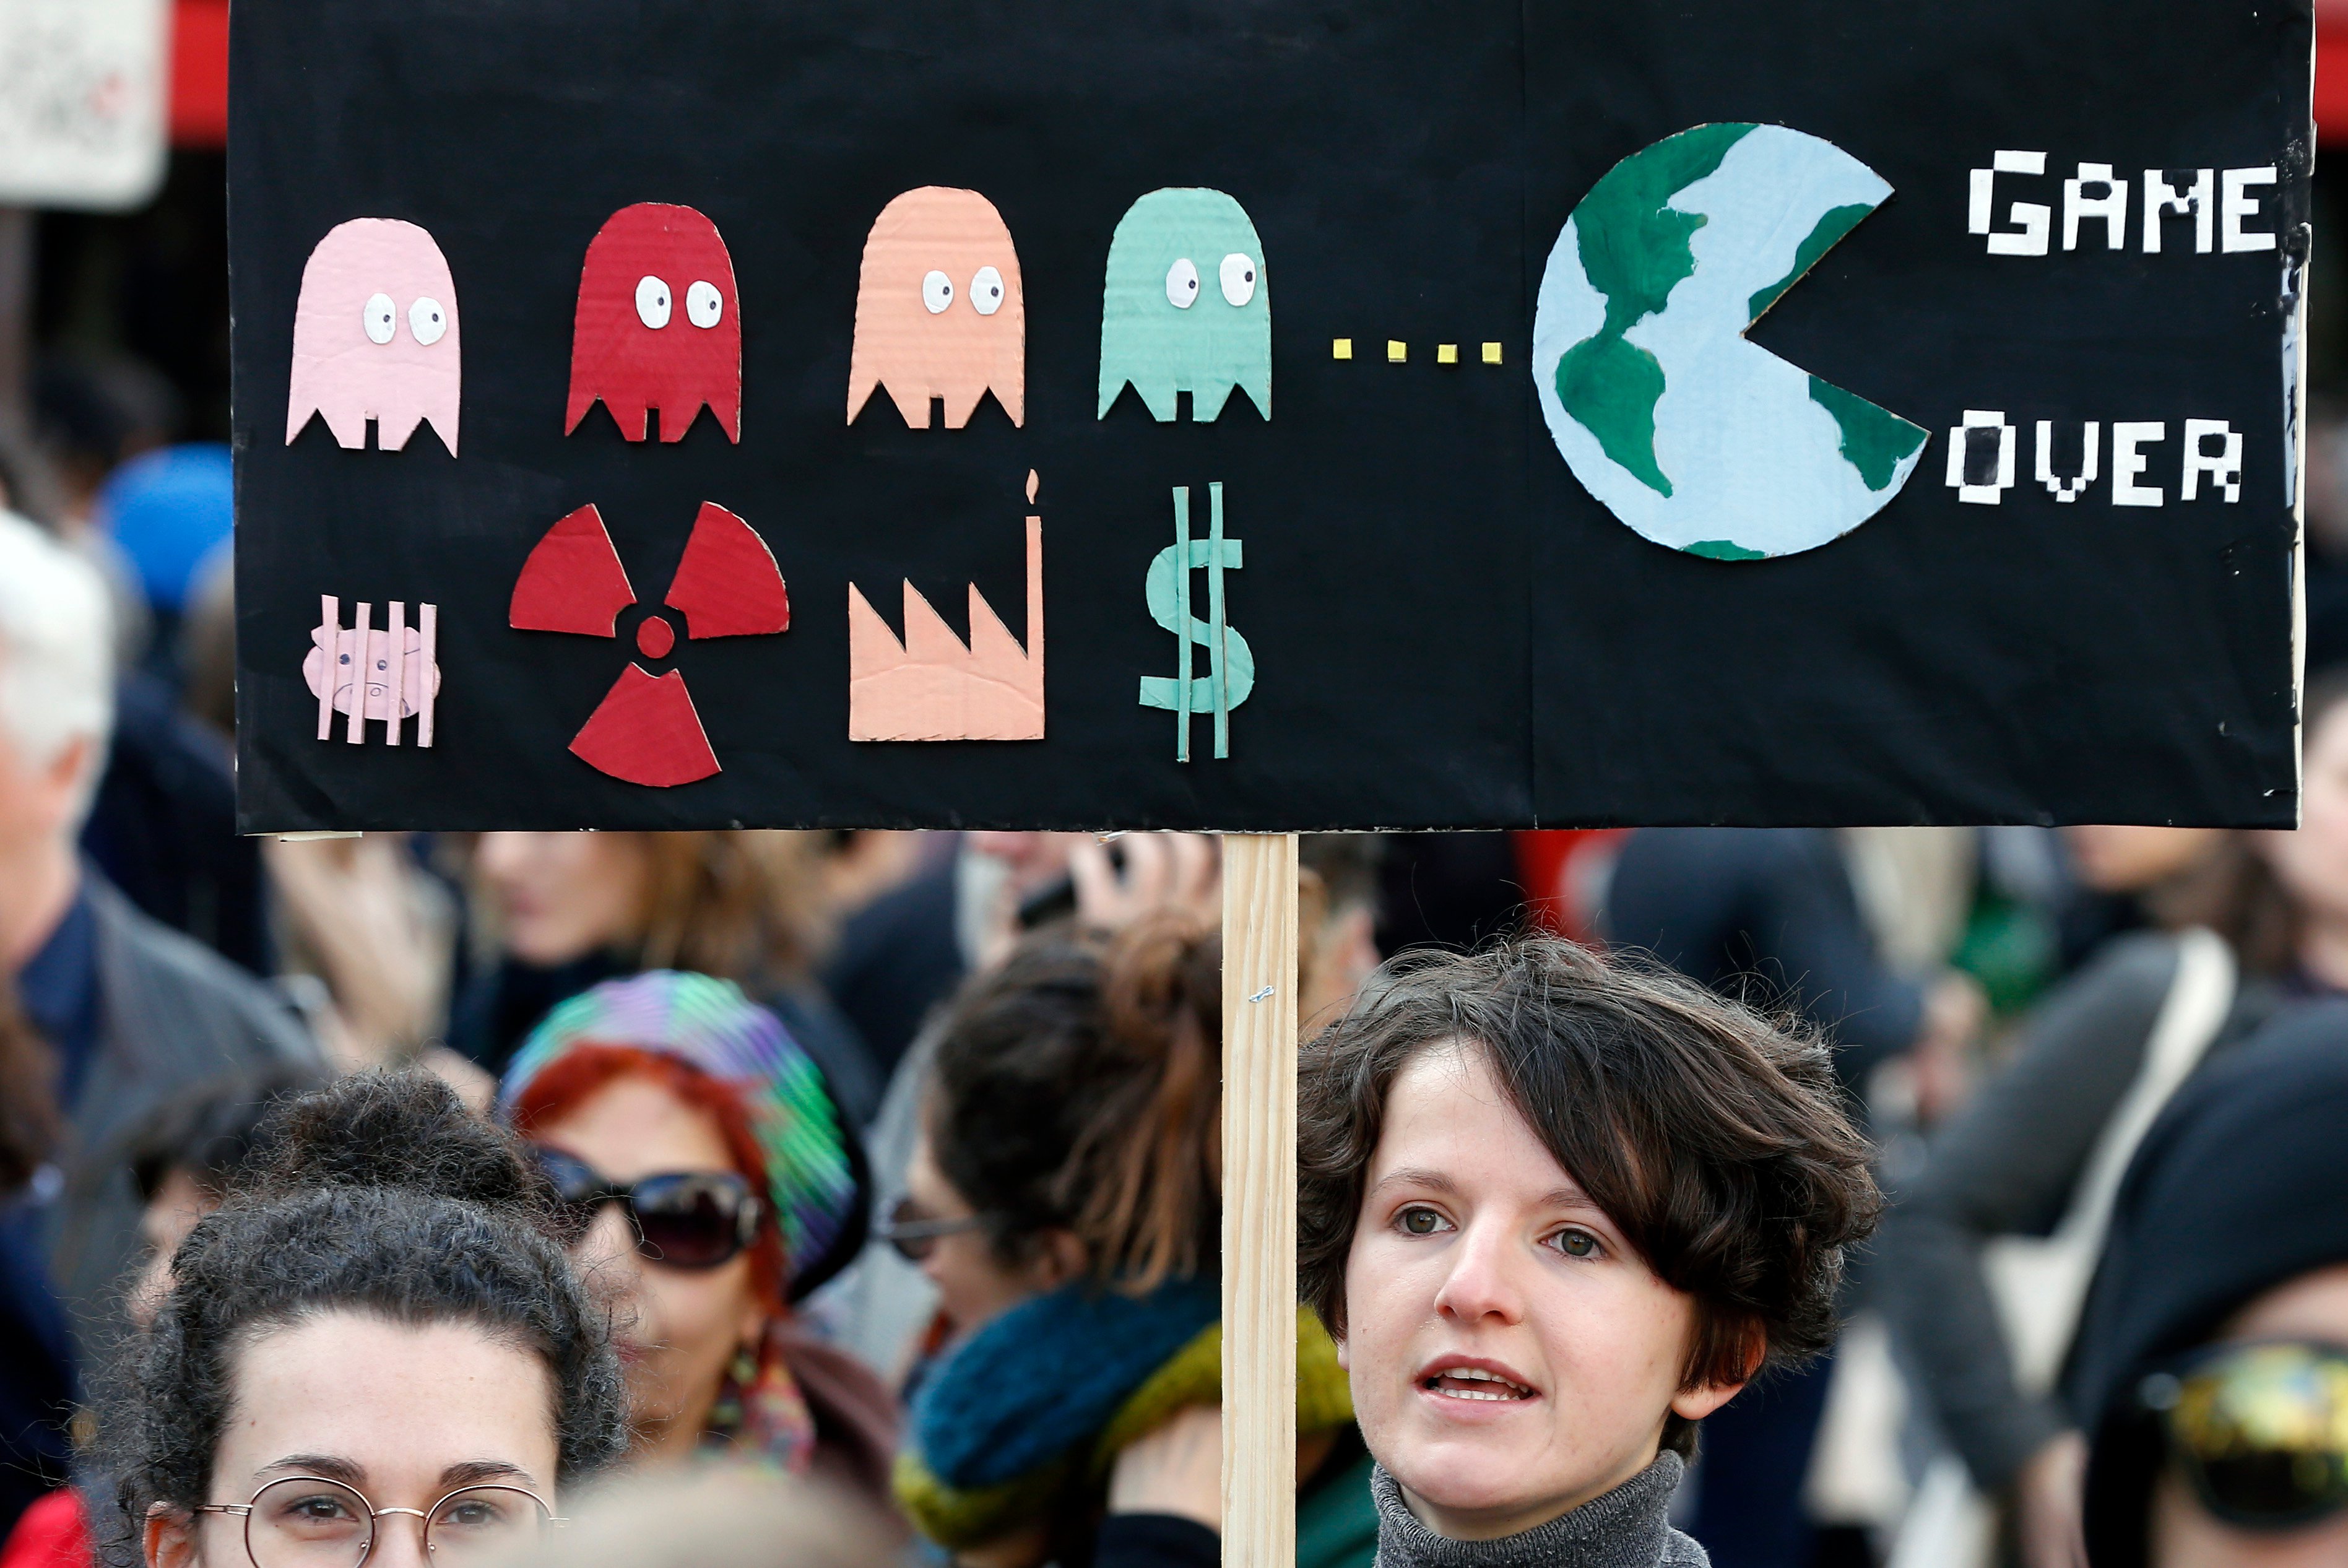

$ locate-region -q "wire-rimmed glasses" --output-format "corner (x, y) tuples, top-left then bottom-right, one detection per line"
(193, 1476), (558, 1566)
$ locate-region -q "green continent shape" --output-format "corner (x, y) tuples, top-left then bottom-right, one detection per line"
(1746, 202), (1874, 323)
(1574, 123), (1756, 330)
(1684, 539), (1769, 561)
(1556, 123), (1755, 497)
(1806, 375), (1926, 492)
(1554, 336), (1672, 496)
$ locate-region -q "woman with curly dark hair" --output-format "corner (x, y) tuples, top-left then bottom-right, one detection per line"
(1297, 937), (1881, 1567)
(100, 1069), (626, 1568)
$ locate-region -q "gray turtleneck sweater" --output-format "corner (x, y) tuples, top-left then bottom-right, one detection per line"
(1371, 1451), (1707, 1568)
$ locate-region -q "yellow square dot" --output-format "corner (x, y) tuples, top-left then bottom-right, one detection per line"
(1481, 341), (1503, 365)
(1437, 343), (1459, 365)
(1387, 340), (1407, 363)
(1332, 337), (1352, 360)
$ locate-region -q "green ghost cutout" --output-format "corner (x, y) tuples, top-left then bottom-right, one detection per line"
(1097, 189), (1270, 422)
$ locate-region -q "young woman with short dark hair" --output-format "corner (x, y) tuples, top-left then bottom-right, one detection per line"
(1299, 938), (1880, 1566)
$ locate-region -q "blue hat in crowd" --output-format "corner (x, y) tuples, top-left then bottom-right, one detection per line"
(98, 443), (233, 612)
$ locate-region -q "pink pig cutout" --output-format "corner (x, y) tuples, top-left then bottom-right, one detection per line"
(287, 219), (461, 454)
(305, 597), (441, 747)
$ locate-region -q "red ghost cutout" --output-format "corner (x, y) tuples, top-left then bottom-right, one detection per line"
(566, 204), (742, 444)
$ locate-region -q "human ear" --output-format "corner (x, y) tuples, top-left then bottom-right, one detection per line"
(1668, 1375), (1746, 1423)
(40, 734), (95, 823)
(1668, 1324), (1765, 1422)
(146, 1504), (196, 1568)
(1034, 1228), (1089, 1289)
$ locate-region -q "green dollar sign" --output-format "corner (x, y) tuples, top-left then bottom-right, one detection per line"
(1137, 482), (1253, 761)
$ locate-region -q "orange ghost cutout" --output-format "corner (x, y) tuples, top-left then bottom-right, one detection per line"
(846, 188), (1025, 429)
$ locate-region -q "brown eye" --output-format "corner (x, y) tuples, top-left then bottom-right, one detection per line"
(1400, 1207), (1442, 1236)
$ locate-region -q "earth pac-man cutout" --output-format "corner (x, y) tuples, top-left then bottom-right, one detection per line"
(1532, 123), (1928, 560)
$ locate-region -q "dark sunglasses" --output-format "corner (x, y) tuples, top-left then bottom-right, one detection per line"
(2139, 1340), (2348, 1531)
(873, 1195), (991, 1263)
(535, 1146), (762, 1270)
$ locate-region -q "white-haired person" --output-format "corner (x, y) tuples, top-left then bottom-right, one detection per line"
(0, 509), (315, 1402)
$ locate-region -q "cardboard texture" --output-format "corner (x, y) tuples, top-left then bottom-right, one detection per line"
(1532, 124), (1926, 560)
(1138, 483), (1252, 762)
(848, 514), (1044, 741)
(565, 203), (742, 443)
(570, 664), (722, 786)
(664, 502), (792, 638)
(847, 188), (1027, 429)
(509, 505), (638, 636)
(232, 0), (2310, 831)
(286, 219), (462, 453)
(508, 500), (789, 787)
(1098, 188), (1271, 422)
(306, 596), (442, 745)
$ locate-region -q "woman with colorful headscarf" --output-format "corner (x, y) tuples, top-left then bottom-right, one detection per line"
(498, 971), (898, 1511)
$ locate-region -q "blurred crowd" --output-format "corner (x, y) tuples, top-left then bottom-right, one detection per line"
(0, 357), (2346, 1568)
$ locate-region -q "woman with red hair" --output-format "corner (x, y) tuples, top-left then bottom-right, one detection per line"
(498, 971), (897, 1509)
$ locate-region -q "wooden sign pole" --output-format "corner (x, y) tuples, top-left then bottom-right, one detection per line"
(1221, 833), (1299, 1567)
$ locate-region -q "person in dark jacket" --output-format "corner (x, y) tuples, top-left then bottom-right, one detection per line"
(1881, 674), (2348, 1568)
(1601, 828), (1979, 1568)
(0, 511), (316, 1382)
(2067, 1003), (2348, 1567)
(0, 985), (71, 1546)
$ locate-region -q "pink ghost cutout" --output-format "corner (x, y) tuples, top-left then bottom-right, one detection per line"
(846, 188), (1025, 430)
(286, 219), (462, 454)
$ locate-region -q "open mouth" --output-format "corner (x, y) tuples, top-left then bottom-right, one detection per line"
(1421, 1366), (1536, 1402)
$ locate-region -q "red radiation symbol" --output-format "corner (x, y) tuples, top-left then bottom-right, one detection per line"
(508, 501), (789, 787)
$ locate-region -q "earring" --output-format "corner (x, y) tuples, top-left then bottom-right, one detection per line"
(708, 1343), (758, 1433)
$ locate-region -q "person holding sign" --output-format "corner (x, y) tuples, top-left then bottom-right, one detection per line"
(1298, 939), (1879, 1567)
(886, 916), (1369, 1568)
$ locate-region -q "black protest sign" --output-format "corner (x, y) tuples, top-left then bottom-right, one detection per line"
(229, 0), (2310, 831)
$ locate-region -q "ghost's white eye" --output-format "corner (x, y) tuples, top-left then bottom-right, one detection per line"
(1219, 253), (1257, 306)
(635, 275), (672, 329)
(921, 271), (953, 314)
(362, 293), (397, 344)
(1165, 258), (1200, 309)
(969, 266), (1006, 316)
(685, 280), (723, 329)
(407, 297), (448, 345)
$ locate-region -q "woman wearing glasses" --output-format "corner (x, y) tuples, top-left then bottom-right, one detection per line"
(105, 1069), (625, 1568)
(882, 917), (1371, 1568)
(2069, 1005), (2348, 1567)
(498, 971), (898, 1510)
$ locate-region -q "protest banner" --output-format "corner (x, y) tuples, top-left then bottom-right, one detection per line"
(228, 2), (2314, 1554)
